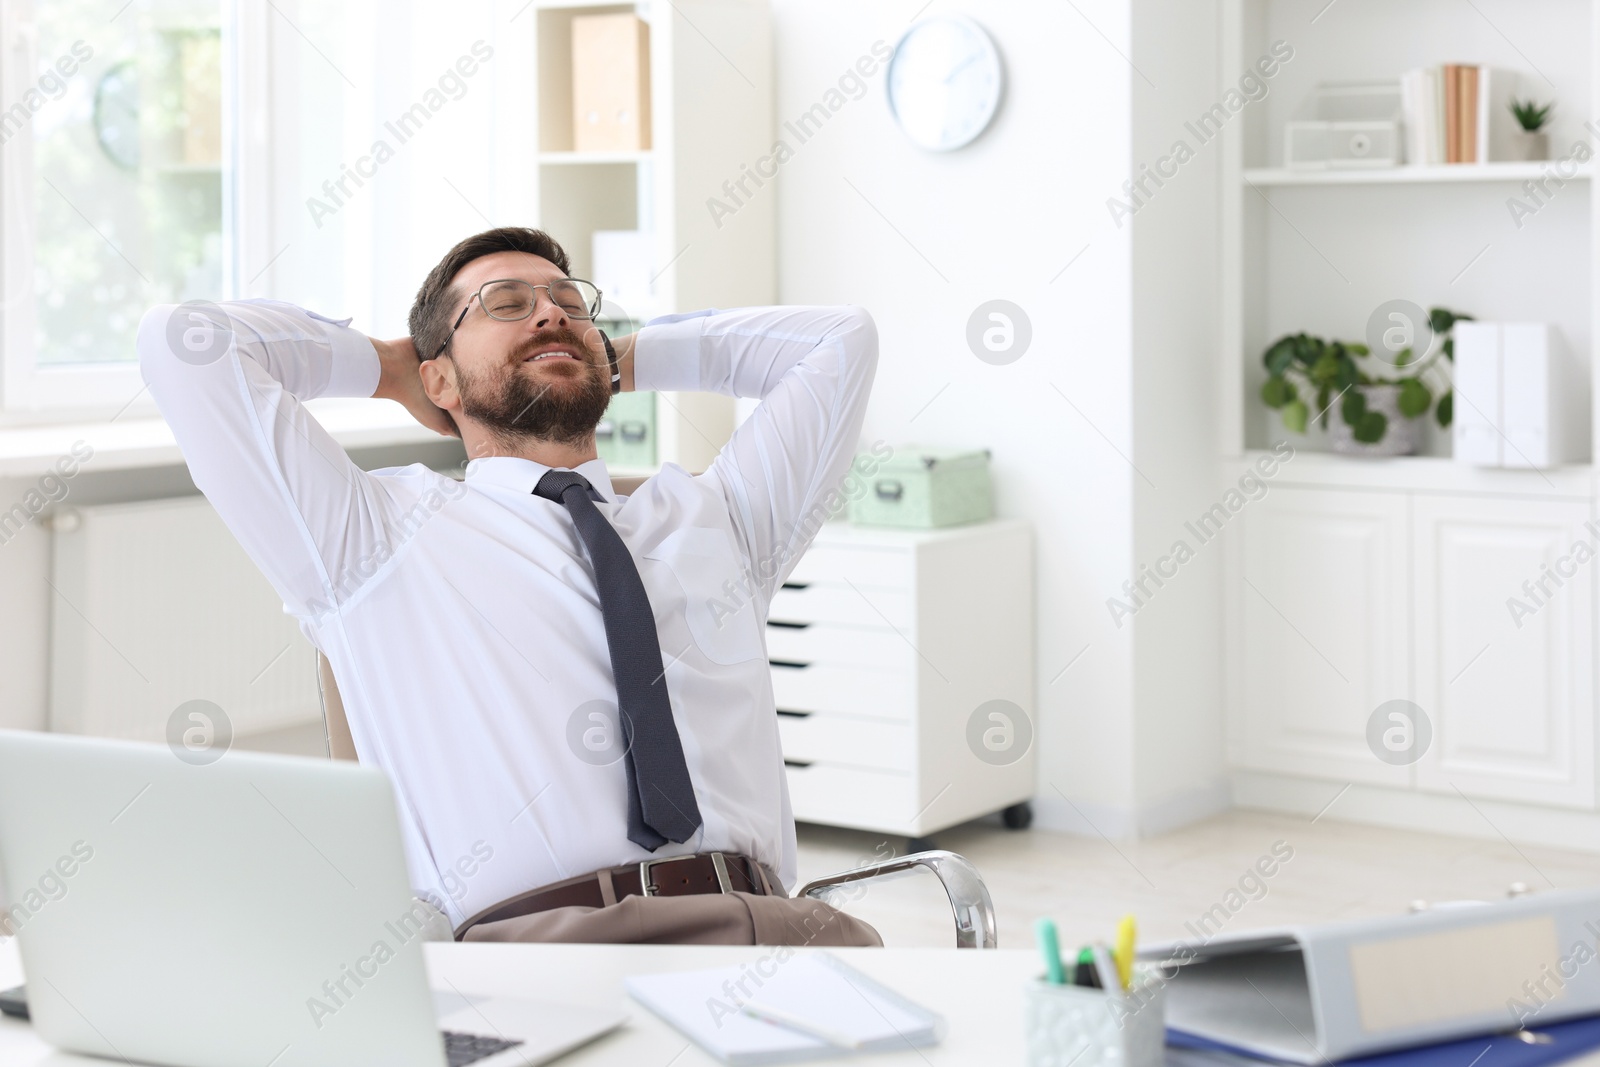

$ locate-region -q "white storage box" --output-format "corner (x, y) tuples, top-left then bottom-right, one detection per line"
(1453, 322), (1579, 469)
(1285, 82), (1403, 169)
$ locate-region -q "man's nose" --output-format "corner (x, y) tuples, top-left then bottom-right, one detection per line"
(530, 289), (569, 330)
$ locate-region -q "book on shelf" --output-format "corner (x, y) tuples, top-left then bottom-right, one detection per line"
(1400, 64), (1517, 164)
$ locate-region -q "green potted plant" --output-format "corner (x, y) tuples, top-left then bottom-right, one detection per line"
(1259, 308), (1471, 456)
(1508, 98), (1553, 161)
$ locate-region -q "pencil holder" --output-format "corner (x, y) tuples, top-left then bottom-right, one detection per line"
(1023, 968), (1167, 1067)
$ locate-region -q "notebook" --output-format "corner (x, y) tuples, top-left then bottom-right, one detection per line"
(625, 952), (945, 1065)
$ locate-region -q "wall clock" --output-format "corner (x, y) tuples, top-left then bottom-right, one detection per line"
(93, 61), (140, 171)
(885, 14), (1004, 152)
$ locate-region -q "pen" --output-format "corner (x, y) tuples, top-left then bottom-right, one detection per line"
(1036, 917), (1067, 985)
(1091, 940), (1122, 999)
(741, 1001), (863, 1050)
(1114, 914), (1138, 991)
(1074, 946), (1099, 988)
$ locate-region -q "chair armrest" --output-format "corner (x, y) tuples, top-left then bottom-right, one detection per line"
(795, 850), (998, 949)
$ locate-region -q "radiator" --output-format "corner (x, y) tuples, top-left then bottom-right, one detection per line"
(49, 496), (320, 742)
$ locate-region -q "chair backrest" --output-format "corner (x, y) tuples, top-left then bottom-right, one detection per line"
(315, 471), (651, 763)
(316, 652), (358, 761)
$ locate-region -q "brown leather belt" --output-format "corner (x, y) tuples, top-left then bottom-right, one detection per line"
(456, 852), (775, 938)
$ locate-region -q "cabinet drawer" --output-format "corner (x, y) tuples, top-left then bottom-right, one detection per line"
(769, 583), (913, 630)
(777, 712), (912, 772)
(784, 762), (914, 832)
(787, 543), (913, 591)
(765, 623), (912, 671)
(771, 662), (914, 720)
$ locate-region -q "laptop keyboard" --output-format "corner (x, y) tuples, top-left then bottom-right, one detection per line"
(442, 1029), (525, 1066)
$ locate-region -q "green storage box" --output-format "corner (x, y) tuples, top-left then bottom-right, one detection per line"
(849, 446), (993, 528)
(595, 392), (656, 470)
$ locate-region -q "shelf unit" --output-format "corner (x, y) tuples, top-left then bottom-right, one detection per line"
(1243, 162), (1594, 186)
(1220, 0), (1600, 831)
(1221, 0), (1597, 470)
(537, 150), (654, 166)
(1226, 448), (1595, 497)
(527, 0), (774, 473)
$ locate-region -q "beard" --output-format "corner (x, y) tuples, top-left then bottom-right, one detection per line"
(454, 327), (612, 447)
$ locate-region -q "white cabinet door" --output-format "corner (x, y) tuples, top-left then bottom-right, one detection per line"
(1234, 487), (1411, 785)
(1413, 496), (1595, 808)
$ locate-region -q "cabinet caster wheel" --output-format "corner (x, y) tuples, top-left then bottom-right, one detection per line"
(906, 835), (937, 854)
(1002, 801), (1034, 830)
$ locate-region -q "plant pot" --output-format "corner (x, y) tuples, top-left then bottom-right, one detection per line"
(1328, 384), (1422, 457)
(1507, 130), (1550, 162)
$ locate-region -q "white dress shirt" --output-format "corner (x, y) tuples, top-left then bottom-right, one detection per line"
(138, 301), (878, 928)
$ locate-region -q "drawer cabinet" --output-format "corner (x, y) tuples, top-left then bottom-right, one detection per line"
(774, 519), (1035, 841)
(771, 662), (915, 720)
(784, 763), (914, 831)
(764, 623), (911, 671)
(769, 583), (915, 630)
(785, 542), (916, 589)
(777, 713), (914, 772)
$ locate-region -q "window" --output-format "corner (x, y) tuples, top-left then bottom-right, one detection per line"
(2, 0), (233, 414)
(0, 0), (523, 419)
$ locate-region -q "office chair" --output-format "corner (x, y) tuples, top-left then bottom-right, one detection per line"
(315, 652), (998, 948)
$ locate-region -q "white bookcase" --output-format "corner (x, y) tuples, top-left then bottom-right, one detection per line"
(525, 0), (775, 475)
(1219, 0), (1600, 834)
(1222, 0), (1596, 463)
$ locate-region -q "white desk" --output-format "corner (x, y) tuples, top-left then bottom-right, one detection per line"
(12, 939), (1600, 1067)
(0, 939), (1037, 1064)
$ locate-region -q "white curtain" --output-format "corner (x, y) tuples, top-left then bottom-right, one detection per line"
(250, 0), (533, 338)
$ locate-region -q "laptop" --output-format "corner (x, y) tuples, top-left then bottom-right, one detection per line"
(0, 729), (625, 1067)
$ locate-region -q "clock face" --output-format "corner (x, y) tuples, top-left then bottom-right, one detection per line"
(94, 61), (141, 171)
(886, 15), (1003, 152)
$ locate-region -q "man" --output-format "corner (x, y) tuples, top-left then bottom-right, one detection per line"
(139, 226), (881, 946)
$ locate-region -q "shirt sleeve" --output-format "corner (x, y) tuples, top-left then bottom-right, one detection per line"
(138, 298), (405, 620)
(633, 305), (879, 606)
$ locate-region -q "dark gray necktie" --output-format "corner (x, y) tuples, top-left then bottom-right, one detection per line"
(532, 469), (702, 850)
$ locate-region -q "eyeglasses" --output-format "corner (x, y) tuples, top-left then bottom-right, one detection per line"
(431, 278), (603, 358)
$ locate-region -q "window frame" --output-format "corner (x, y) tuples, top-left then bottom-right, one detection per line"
(0, 0), (267, 421)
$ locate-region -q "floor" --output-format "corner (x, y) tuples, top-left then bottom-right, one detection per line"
(792, 810), (1600, 951)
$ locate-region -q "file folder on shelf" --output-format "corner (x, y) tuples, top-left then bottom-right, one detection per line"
(1140, 889), (1600, 1064)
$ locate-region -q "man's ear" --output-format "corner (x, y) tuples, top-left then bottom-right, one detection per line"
(419, 356), (460, 415)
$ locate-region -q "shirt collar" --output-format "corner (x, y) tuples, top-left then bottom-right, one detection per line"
(464, 455), (617, 502)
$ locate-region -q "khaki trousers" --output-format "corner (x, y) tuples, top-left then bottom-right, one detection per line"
(459, 891), (884, 947)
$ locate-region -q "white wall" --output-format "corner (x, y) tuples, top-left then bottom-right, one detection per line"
(770, 0), (1226, 835)
(1130, 0), (1228, 829)
(0, 503), (50, 733)
(770, 0), (1139, 831)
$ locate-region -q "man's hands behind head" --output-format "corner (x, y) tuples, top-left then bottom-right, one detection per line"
(372, 336), (459, 438)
